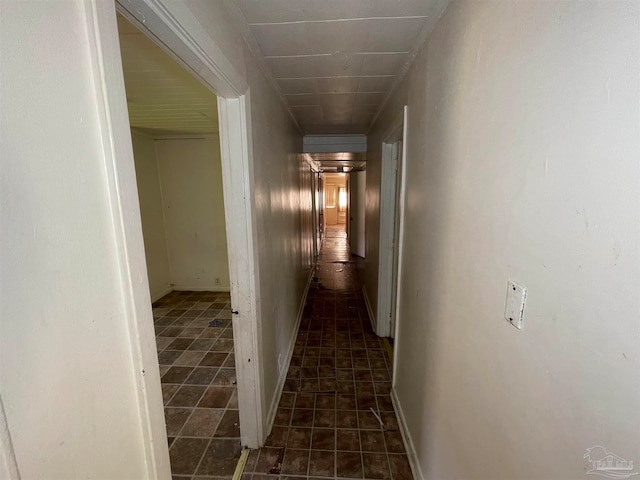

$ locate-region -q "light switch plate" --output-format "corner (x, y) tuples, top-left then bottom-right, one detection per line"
(505, 280), (526, 329)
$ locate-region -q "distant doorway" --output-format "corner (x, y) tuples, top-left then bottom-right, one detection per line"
(377, 106), (408, 345)
(323, 173), (348, 227)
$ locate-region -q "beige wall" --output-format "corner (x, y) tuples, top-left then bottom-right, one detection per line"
(131, 131), (173, 300)
(366, 2), (640, 479)
(242, 45), (311, 418)
(132, 133), (230, 300)
(155, 136), (230, 293)
(0, 2), (154, 478)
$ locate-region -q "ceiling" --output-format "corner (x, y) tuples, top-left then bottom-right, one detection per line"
(233, 0), (447, 134)
(306, 152), (366, 172)
(117, 14), (218, 135)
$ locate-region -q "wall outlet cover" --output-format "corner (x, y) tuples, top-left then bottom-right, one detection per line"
(505, 280), (527, 329)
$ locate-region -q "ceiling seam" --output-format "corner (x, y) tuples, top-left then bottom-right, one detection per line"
(247, 16), (429, 26)
(367, 0), (451, 133)
(264, 52), (409, 58)
(274, 75), (394, 80)
(221, 0), (304, 134)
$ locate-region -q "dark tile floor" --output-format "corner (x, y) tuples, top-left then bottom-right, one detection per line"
(153, 290), (242, 479)
(242, 226), (413, 480)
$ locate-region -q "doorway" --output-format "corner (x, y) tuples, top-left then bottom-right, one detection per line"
(376, 107), (408, 345)
(323, 173), (348, 228)
(117, 13), (244, 476)
(349, 170), (366, 258)
(89, 1), (265, 477)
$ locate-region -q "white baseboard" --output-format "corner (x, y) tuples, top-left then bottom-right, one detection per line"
(171, 285), (231, 293)
(264, 268), (314, 436)
(151, 286), (173, 303)
(362, 285), (377, 333)
(391, 387), (424, 480)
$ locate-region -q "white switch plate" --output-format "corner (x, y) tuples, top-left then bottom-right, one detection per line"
(505, 280), (527, 329)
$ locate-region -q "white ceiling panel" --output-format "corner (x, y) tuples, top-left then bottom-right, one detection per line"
(364, 17), (426, 52)
(356, 92), (386, 105)
(277, 77), (318, 95)
(305, 20), (370, 55)
(267, 55), (318, 78)
(249, 23), (310, 56)
(362, 0), (441, 17)
(233, 0), (448, 133)
(316, 77), (361, 94)
(352, 104), (382, 115)
(352, 113), (376, 125)
(360, 53), (408, 76)
(356, 76), (394, 93)
(285, 93), (320, 106)
(291, 105), (324, 122)
(302, 1), (367, 21)
(302, 0), (433, 21)
(236, 0), (305, 23)
(320, 93), (357, 109)
(312, 53), (365, 78)
(116, 14), (217, 135)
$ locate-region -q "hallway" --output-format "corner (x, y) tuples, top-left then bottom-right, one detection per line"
(242, 226), (412, 480)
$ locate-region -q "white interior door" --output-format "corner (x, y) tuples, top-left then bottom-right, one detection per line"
(389, 142), (403, 338)
(376, 106), (408, 339)
(325, 184), (338, 225)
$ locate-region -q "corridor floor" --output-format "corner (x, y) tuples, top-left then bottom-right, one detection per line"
(153, 290), (242, 479)
(242, 226), (413, 480)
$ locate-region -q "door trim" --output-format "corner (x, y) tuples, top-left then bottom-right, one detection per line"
(392, 107), (409, 385)
(217, 94), (264, 447)
(376, 106), (408, 342)
(84, 2), (171, 477)
(93, 4), (264, 477)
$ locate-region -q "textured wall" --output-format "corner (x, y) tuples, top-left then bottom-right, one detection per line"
(131, 131), (173, 300)
(367, 2), (640, 479)
(0, 2), (151, 477)
(156, 136), (230, 292)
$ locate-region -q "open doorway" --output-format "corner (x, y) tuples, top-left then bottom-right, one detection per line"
(87, 1), (266, 476)
(377, 107), (408, 352)
(323, 172), (348, 230)
(349, 170), (366, 258)
(116, 13), (241, 476)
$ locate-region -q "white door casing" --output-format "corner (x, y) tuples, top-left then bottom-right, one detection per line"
(376, 106), (408, 345)
(111, 0), (265, 455)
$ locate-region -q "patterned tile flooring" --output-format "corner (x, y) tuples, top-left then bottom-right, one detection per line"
(241, 226), (413, 480)
(153, 290), (242, 479)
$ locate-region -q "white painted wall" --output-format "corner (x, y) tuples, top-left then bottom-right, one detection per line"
(0, 1), (165, 478)
(367, 2), (640, 479)
(131, 133), (229, 298)
(131, 131), (172, 300)
(155, 136), (230, 292)
(242, 47), (311, 427)
(323, 173), (347, 225)
(350, 171), (366, 257)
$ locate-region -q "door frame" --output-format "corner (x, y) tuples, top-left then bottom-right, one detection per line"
(88, 4), (264, 480)
(376, 106), (408, 342)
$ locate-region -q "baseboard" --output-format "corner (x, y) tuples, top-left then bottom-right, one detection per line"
(362, 285), (377, 333)
(171, 285), (231, 293)
(391, 387), (424, 480)
(151, 286), (173, 303)
(264, 268), (314, 437)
